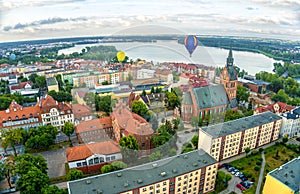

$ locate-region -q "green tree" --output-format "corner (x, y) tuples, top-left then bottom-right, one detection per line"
(282, 136), (289, 144)
(35, 76), (46, 89)
(101, 164), (114, 174)
(42, 186), (67, 194)
(191, 116), (199, 129)
(271, 89), (289, 103)
(67, 169), (83, 181)
(131, 100), (148, 117)
(119, 135), (139, 163)
(1, 128), (23, 156)
(95, 95), (112, 114)
(15, 154), (48, 176)
(191, 134), (198, 149)
(166, 91), (180, 108)
(0, 159), (15, 189)
(62, 122), (75, 142)
(17, 166), (50, 194)
(236, 85), (250, 104)
(29, 74), (38, 85)
(245, 147), (251, 157)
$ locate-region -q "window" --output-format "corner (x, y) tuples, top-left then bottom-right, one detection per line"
(88, 159), (93, 165)
(163, 182), (167, 186)
(111, 156), (116, 160)
(106, 157), (110, 162)
(94, 157), (99, 164)
(82, 161), (87, 166)
(142, 188), (147, 192)
(100, 157), (104, 163)
(76, 162), (82, 167)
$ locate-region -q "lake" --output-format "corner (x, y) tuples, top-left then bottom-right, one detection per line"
(58, 40), (282, 75)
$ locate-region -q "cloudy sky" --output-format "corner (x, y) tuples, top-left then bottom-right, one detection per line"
(0, 0), (300, 42)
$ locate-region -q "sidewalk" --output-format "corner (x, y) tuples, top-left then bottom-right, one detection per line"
(256, 151), (266, 194)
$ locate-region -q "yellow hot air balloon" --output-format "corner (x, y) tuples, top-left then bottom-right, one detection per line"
(117, 51), (126, 62)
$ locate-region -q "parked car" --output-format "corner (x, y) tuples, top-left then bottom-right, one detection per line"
(222, 163), (229, 168)
(236, 183), (246, 191)
(231, 169), (239, 174)
(240, 182), (250, 189)
(228, 167), (235, 172)
(241, 176), (248, 181)
(235, 172), (241, 177)
(239, 173), (244, 178)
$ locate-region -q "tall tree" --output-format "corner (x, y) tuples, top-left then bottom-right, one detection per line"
(119, 135), (139, 150)
(15, 154), (48, 176)
(0, 159), (15, 189)
(1, 128), (23, 156)
(35, 76), (46, 89)
(17, 166), (50, 194)
(131, 100), (148, 117)
(236, 85), (250, 104)
(62, 122), (75, 143)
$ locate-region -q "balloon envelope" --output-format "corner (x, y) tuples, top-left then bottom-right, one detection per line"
(117, 51), (126, 62)
(184, 35), (198, 57)
(9, 53), (16, 60)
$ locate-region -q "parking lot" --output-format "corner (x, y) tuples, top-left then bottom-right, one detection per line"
(219, 164), (254, 194)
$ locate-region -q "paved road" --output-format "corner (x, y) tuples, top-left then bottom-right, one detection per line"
(256, 151), (266, 194)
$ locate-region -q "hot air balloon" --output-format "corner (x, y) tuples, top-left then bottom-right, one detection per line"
(184, 35), (198, 57)
(117, 51), (126, 63)
(9, 53), (16, 60)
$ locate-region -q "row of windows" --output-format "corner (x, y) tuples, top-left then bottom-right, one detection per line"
(3, 118), (38, 126)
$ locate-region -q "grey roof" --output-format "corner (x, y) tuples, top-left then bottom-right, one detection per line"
(193, 85), (229, 109)
(201, 111), (282, 138)
(269, 156), (300, 192)
(68, 149), (217, 194)
(182, 91), (192, 105)
(46, 77), (58, 86)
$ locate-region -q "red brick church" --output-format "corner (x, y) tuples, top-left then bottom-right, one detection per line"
(181, 49), (238, 122)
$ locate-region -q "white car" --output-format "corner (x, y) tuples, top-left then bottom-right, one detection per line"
(235, 172), (240, 177)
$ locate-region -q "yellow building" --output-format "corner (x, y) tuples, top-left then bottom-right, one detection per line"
(263, 156), (300, 194)
(68, 149), (218, 194)
(46, 77), (59, 92)
(198, 112), (282, 161)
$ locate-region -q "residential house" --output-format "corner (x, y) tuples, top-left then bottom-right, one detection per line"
(137, 69), (155, 80)
(66, 141), (121, 174)
(46, 77), (59, 92)
(254, 102), (294, 115)
(155, 69), (173, 84)
(71, 104), (92, 126)
(10, 81), (39, 97)
(279, 107), (300, 138)
(39, 95), (74, 129)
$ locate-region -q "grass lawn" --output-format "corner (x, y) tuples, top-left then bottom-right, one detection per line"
(229, 151), (262, 194)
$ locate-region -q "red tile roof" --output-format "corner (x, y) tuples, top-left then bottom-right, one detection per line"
(11, 81), (32, 90)
(111, 104), (153, 136)
(66, 141), (120, 162)
(76, 117), (112, 134)
(72, 104), (91, 119)
(0, 100), (41, 128)
(39, 95), (72, 114)
(255, 102), (294, 114)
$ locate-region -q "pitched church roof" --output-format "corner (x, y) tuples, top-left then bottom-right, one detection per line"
(192, 85), (229, 109)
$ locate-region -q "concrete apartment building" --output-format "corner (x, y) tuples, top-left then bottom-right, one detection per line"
(198, 112), (282, 162)
(263, 156), (300, 194)
(68, 149), (218, 194)
(46, 77), (59, 92)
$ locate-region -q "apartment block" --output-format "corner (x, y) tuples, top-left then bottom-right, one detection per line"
(198, 112), (282, 161)
(263, 156), (300, 194)
(68, 149), (218, 194)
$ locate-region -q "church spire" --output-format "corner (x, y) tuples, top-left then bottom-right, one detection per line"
(226, 47), (234, 66)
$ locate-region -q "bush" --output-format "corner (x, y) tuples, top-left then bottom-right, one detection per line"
(256, 161), (262, 165)
(258, 158), (263, 162)
(111, 161), (127, 170)
(168, 148), (177, 156)
(251, 150), (259, 155)
(254, 166), (260, 171)
(259, 148), (264, 152)
(101, 164), (114, 174)
(251, 177), (255, 182)
(289, 154), (295, 159)
(67, 169), (83, 181)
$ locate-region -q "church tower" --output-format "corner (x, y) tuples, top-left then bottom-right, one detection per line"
(220, 48), (238, 109)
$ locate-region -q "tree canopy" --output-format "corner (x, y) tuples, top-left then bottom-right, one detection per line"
(236, 85), (250, 104)
(67, 169), (83, 181)
(62, 122), (75, 142)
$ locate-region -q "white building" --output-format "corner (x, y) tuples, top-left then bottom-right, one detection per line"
(66, 141), (122, 170)
(136, 69), (155, 80)
(280, 107), (300, 137)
